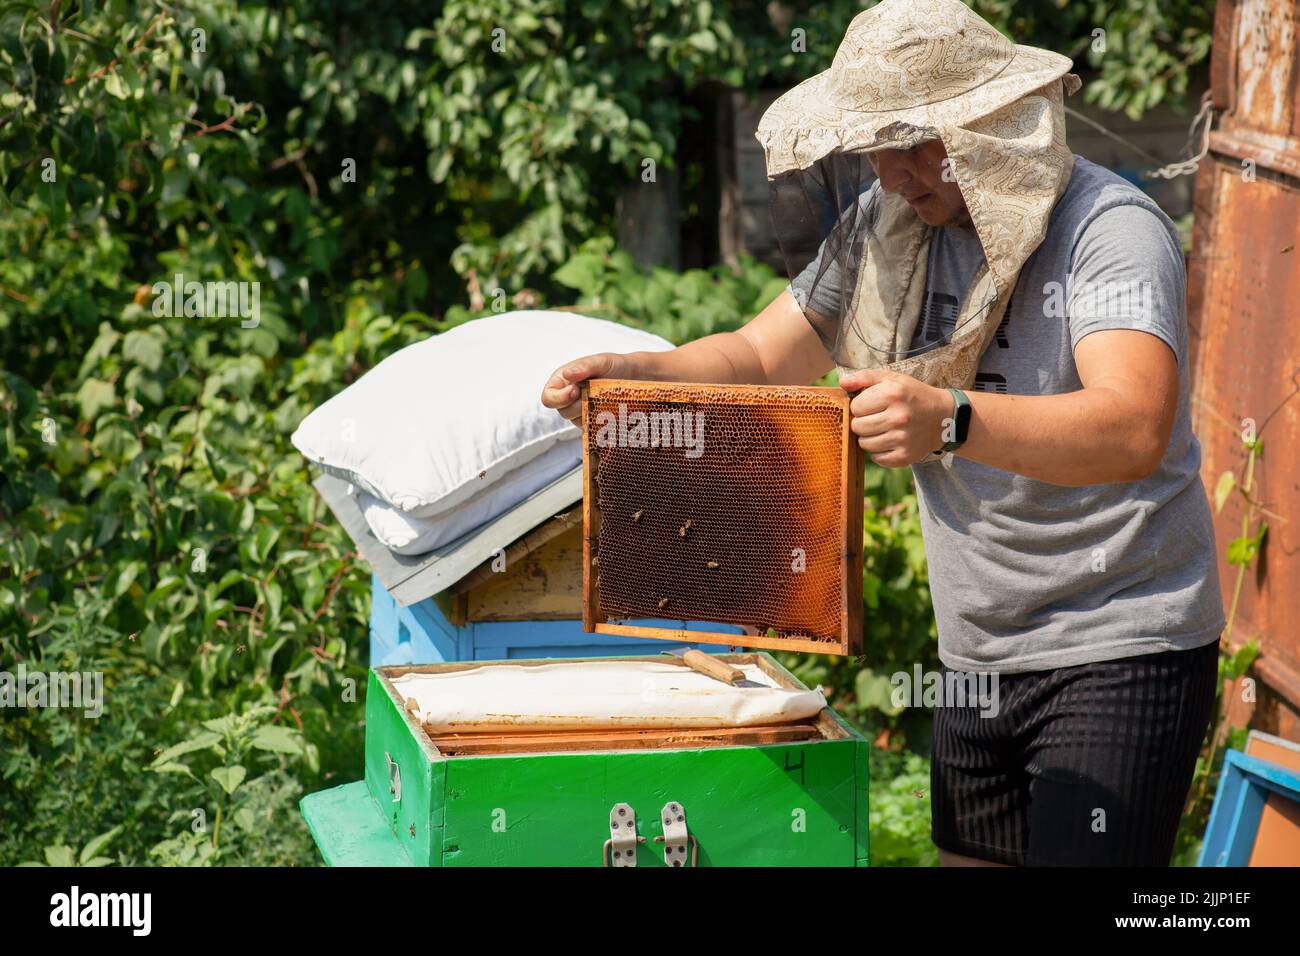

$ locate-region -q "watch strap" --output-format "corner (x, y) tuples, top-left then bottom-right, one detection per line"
(935, 387), (971, 455)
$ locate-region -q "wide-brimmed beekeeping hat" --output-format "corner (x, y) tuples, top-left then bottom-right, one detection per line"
(757, 0), (1081, 389)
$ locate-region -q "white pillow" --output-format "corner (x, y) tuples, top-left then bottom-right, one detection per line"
(291, 310), (674, 517)
(357, 440), (579, 555)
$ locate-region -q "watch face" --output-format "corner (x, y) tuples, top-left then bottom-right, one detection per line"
(955, 400), (972, 443)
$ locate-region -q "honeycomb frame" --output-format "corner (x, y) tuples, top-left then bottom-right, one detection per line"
(581, 379), (864, 656)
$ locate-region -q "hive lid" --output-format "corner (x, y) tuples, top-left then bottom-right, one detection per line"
(581, 380), (864, 656)
(313, 467), (582, 607)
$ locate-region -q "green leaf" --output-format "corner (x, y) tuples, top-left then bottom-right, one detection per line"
(75, 378), (115, 421)
(103, 72), (128, 99)
(150, 762), (198, 779)
(151, 731), (222, 767)
(264, 580), (282, 623)
(251, 723), (303, 755)
(79, 323), (121, 377)
(113, 559), (145, 597)
(211, 765), (247, 794)
(686, 32), (718, 54)
(48, 42), (65, 84)
(203, 445), (226, 483)
(30, 37), (50, 76)
(1226, 524), (1267, 566)
(552, 254), (602, 292)
(427, 151), (453, 183)
(254, 525), (281, 563)
(44, 845), (75, 867)
(1213, 470), (1235, 514)
(123, 329), (164, 371)
(855, 668), (907, 717)
(1227, 641), (1260, 679)
(79, 826), (121, 864)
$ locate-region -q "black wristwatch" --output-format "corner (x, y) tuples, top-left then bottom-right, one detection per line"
(935, 388), (972, 455)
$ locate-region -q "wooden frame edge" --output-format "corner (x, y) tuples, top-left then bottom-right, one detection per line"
(587, 378), (848, 405)
(581, 379), (861, 658)
(594, 623), (845, 656)
(580, 382), (602, 633)
(843, 397), (865, 657)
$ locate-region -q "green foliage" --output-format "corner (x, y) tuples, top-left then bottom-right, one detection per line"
(868, 747), (938, 867)
(146, 704), (312, 865)
(0, 2), (1213, 326)
(1172, 639), (1260, 866)
(19, 826), (120, 868)
(730, 1), (1213, 120)
(495, 235), (790, 343)
(1173, 426), (1273, 866)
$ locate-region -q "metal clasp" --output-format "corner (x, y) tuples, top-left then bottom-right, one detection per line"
(602, 802), (645, 867)
(654, 801), (698, 867)
(384, 751), (401, 803)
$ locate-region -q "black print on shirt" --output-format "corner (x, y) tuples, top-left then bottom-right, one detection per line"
(919, 291), (959, 346)
(993, 311), (1011, 348)
(973, 372), (1008, 393)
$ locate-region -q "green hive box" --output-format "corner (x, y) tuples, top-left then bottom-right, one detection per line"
(301, 653), (869, 867)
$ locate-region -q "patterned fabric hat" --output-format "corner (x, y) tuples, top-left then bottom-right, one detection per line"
(758, 0), (1081, 391)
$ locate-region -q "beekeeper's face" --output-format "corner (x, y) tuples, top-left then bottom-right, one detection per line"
(868, 140), (971, 228)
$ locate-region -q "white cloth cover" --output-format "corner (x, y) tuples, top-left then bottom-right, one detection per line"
(355, 440), (579, 555)
(390, 661), (827, 732)
(291, 311), (674, 518)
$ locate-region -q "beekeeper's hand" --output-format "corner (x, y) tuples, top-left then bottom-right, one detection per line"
(541, 290), (839, 423)
(541, 353), (637, 423)
(840, 368), (953, 468)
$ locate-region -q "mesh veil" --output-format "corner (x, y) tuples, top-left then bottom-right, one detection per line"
(771, 148), (1001, 373)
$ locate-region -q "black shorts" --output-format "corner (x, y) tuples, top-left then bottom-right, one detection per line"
(930, 640), (1219, 866)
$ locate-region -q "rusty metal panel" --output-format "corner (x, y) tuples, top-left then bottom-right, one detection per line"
(1189, 0), (1300, 738)
(1232, 0), (1299, 138)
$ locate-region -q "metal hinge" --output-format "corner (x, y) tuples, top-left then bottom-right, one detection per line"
(603, 802), (646, 867)
(384, 751), (401, 803)
(654, 800), (698, 867)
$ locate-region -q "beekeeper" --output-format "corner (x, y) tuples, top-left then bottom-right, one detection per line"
(542, 0), (1223, 867)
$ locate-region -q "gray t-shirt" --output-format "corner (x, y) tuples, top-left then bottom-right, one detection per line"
(796, 156), (1224, 673)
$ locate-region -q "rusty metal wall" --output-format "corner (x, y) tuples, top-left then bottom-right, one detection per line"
(1188, 0), (1300, 739)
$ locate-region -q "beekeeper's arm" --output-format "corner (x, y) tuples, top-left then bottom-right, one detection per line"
(839, 329), (1178, 486)
(540, 290), (834, 422)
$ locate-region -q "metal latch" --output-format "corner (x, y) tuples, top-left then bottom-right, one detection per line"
(654, 800), (698, 867)
(384, 751), (401, 803)
(603, 802), (645, 867)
